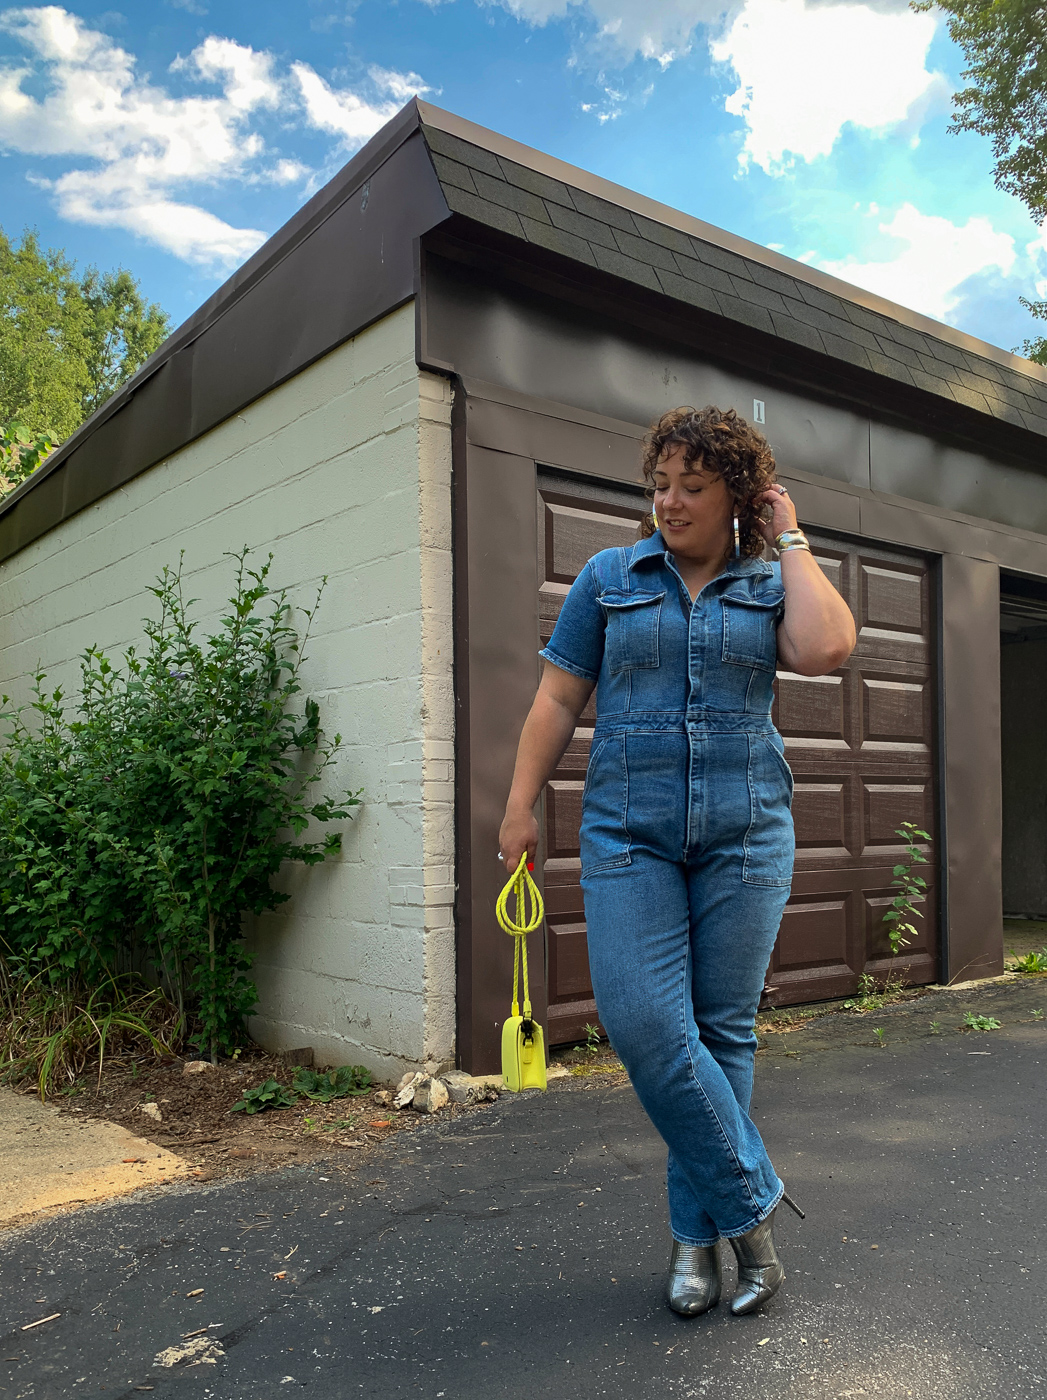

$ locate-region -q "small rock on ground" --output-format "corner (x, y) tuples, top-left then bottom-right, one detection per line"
(413, 1077), (449, 1114)
(394, 1072), (425, 1110)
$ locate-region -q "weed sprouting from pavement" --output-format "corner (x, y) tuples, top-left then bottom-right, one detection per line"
(1013, 948), (1047, 974)
(843, 971), (909, 1013)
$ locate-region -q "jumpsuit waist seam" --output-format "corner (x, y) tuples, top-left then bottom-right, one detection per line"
(593, 714), (778, 736)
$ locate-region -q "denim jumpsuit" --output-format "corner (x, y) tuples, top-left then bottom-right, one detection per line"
(540, 531), (794, 1246)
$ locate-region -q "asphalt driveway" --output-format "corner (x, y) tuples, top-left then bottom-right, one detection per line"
(2, 980), (1044, 1400)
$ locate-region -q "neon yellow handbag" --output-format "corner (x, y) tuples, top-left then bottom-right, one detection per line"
(496, 852), (548, 1093)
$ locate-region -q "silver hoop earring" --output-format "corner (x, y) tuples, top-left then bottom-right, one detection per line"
(733, 515), (741, 558)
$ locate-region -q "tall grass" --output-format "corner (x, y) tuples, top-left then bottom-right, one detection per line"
(0, 959), (184, 1100)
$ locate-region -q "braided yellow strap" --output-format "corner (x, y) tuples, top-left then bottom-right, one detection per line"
(496, 851), (544, 1020)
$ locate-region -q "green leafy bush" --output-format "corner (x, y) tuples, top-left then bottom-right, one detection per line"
(292, 1064), (373, 1102)
(963, 1013), (1001, 1031)
(231, 1077), (298, 1114)
(0, 550), (360, 1072)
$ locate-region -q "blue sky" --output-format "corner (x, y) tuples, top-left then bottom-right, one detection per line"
(0, 0), (1044, 356)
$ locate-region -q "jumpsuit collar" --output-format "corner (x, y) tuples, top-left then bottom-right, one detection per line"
(628, 531), (774, 579)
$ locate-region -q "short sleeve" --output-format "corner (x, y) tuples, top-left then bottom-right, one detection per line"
(766, 562), (786, 625)
(539, 560), (605, 682)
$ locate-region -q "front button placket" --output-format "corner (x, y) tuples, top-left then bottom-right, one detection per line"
(664, 553), (710, 860)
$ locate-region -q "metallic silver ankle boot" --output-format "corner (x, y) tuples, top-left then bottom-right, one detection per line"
(727, 1189), (804, 1315)
(667, 1239), (722, 1316)
(728, 1210), (785, 1314)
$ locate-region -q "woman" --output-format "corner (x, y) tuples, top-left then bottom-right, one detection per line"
(498, 406), (856, 1317)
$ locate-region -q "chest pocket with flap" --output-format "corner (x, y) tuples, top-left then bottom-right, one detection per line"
(599, 590), (666, 675)
(720, 589), (784, 673)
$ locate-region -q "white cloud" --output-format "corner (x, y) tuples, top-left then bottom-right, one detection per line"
(180, 35), (281, 113)
(486, 0), (572, 22)
(580, 84), (627, 122)
(271, 158), (310, 185)
(368, 64), (433, 102)
(484, 0), (948, 152)
(818, 204), (1017, 323)
(711, 0), (946, 171)
(0, 8), (432, 269)
(291, 62), (427, 147)
(485, 0), (725, 65)
(1025, 223), (1047, 301)
(0, 7), (276, 266)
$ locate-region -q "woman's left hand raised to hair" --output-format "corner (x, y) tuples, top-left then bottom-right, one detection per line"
(753, 482), (798, 548)
(758, 483), (858, 677)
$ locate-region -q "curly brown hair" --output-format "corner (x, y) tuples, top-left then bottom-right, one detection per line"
(641, 405), (777, 557)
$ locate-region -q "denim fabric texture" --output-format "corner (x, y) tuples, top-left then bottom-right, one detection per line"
(540, 531), (794, 1245)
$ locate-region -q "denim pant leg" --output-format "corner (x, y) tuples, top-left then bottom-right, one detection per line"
(583, 851), (784, 1247)
(692, 849), (787, 1113)
(665, 851), (790, 1240)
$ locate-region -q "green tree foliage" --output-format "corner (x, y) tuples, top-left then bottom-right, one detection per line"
(0, 228), (170, 443)
(0, 423), (58, 496)
(1018, 296), (1047, 365)
(918, 0), (1047, 363)
(934, 0), (1046, 218)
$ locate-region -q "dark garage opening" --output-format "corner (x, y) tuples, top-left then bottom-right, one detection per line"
(1000, 573), (1047, 953)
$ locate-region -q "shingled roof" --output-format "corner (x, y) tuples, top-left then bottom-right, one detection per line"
(417, 105), (1047, 446)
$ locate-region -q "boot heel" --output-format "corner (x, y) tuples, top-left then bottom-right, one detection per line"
(781, 1189), (805, 1220)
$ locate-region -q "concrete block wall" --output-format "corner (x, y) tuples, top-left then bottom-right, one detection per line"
(0, 303), (456, 1079)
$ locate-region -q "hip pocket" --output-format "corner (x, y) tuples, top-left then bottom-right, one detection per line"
(742, 734), (795, 888)
(762, 732), (794, 798)
(582, 735), (610, 804)
(580, 733), (632, 877)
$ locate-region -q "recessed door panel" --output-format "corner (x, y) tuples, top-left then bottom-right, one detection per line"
(792, 779), (849, 858)
(861, 675), (930, 747)
(546, 500), (642, 582)
(545, 780), (584, 860)
(778, 672), (847, 746)
(777, 895), (850, 969)
(862, 780), (933, 854)
(862, 563), (924, 633)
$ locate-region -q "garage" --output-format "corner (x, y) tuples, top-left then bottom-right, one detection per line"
(2, 99), (1044, 1075)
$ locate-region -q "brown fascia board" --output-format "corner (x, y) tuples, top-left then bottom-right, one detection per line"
(422, 219), (1045, 471)
(415, 99), (1047, 393)
(0, 103), (451, 561)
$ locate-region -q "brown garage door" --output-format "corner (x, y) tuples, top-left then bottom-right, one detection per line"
(537, 471), (938, 1045)
(769, 530), (938, 1004)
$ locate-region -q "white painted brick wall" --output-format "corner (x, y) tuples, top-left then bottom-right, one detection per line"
(0, 304), (456, 1080)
